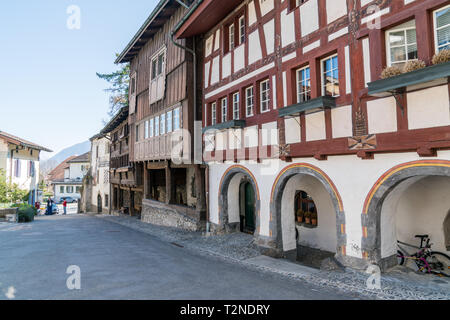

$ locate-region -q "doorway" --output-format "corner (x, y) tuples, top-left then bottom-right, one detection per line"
(240, 181), (256, 234)
(97, 195), (102, 214)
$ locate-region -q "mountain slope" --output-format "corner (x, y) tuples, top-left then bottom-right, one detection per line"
(41, 141), (91, 174)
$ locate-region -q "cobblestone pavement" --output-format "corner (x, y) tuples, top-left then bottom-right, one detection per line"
(96, 214), (450, 300)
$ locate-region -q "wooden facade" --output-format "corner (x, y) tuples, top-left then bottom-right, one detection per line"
(117, 0), (206, 226)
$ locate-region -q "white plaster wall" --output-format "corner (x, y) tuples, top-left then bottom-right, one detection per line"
(259, 0), (274, 16)
(248, 1), (257, 26)
(204, 61), (211, 88)
(248, 30), (262, 65)
(210, 56), (220, 85)
(215, 131), (226, 151)
(207, 150), (450, 259)
(407, 85), (450, 130)
(244, 126), (259, 148)
(0, 140), (8, 173)
(228, 129), (242, 150)
(306, 111), (326, 141)
(300, 0), (319, 37)
(205, 35), (213, 57)
(281, 9), (295, 47)
(214, 29), (221, 51)
(234, 44), (245, 72)
(326, 0), (347, 24)
(282, 174), (337, 252)
(263, 19), (275, 55)
(367, 97), (397, 134)
(227, 173), (245, 224)
(222, 53), (231, 79)
(331, 105), (353, 138)
(69, 163), (88, 180)
(261, 121), (279, 146)
(285, 117), (301, 144)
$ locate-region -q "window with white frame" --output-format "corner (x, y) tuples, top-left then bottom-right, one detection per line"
(245, 86), (254, 117)
(434, 5), (450, 52)
(144, 120), (149, 139)
(60, 186), (64, 194)
(151, 51), (165, 80)
(167, 110), (173, 133)
(160, 113), (166, 135)
(233, 93), (240, 120)
(321, 55), (339, 97)
(66, 186), (74, 194)
(173, 107), (181, 131)
(229, 24), (235, 51)
(260, 80), (271, 112)
(211, 102), (217, 125)
(297, 66), (311, 103)
(150, 48), (166, 104)
(150, 118), (154, 137)
(221, 98), (228, 122)
(238, 16), (245, 45)
(14, 159), (20, 178)
(155, 117), (160, 136)
(386, 20), (417, 68)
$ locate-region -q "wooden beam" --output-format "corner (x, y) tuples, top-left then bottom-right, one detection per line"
(147, 160), (168, 170)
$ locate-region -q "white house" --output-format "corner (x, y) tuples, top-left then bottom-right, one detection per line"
(0, 130), (52, 204)
(51, 152), (90, 202)
(89, 134), (110, 213)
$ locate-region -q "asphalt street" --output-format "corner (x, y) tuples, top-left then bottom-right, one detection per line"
(0, 215), (364, 300)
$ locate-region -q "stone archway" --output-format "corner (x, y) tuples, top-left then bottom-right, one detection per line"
(361, 160), (450, 270)
(269, 163), (346, 262)
(217, 165), (261, 235)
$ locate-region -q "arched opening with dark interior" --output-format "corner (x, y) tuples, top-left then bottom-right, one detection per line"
(362, 161), (450, 270)
(270, 164), (346, 268)
(217, 166), (260, 236)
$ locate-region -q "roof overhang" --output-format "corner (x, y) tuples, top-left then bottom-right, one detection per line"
(174, 0), (243, 39)
(0, 132), (52, 153)
(101, 107), (129, 135)
(116, 0), (181, 64)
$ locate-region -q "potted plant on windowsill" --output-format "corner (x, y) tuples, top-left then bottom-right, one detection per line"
(311, 211), (318, 226)
(296, 209), (304, 223)
(304, 211), (311, 225)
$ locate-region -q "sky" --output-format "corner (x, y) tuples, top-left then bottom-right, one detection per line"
(0, 0), (159, 159)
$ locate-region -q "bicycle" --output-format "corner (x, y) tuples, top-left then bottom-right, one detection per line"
(397, 235), (450, 277)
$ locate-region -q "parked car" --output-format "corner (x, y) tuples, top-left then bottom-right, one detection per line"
(58, 197), (78, 204)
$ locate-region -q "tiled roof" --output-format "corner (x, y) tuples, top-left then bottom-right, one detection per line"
(48, 156), (77, 181)
(0, 130), (52, 152)
(67, 152), (90, 163)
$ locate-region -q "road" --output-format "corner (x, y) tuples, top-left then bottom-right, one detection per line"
(0, 215), (364, 300)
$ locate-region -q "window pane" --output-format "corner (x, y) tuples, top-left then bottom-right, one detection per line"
(389, 31), (405, 46)
(150, 119), (154, 137)
(167, 111), (173, 133)
(390, 46), (406, 62)
(406, 29), (417, 44)
(160, 114), (166, 135)
(436, 7), (450, 29)
(155, 117), (159, 136)
(437, 26), (450, 50)
(407, 44), (418, 59)
(173, 108), (180, 131)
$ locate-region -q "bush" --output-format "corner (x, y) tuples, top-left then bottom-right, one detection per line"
(403, 60), (426, 73)
(380, 66), (403, 79)
(16, 204), (37, 223)
(432, 49), (450, 65)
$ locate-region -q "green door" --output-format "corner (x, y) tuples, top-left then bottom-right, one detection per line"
(244, 182), (256, 233)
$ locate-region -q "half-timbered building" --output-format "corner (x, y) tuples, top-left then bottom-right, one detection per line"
(175, 0), (450, 270)
(116, 0), (207, 231)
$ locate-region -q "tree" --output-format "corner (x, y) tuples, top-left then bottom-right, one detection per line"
(0, 169), (29, 204)
(96, 54), (130, 120)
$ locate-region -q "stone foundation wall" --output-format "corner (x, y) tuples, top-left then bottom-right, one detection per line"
(141, 199), (204, 232)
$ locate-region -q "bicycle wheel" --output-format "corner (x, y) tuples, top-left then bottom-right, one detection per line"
(427, 252), (450, 277)
(397, 251), (405, 266)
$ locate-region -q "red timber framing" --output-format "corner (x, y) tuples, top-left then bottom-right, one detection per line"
(175, 0), (450, 163)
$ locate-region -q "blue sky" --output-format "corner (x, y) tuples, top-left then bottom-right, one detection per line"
(0, 0), (158, 158)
